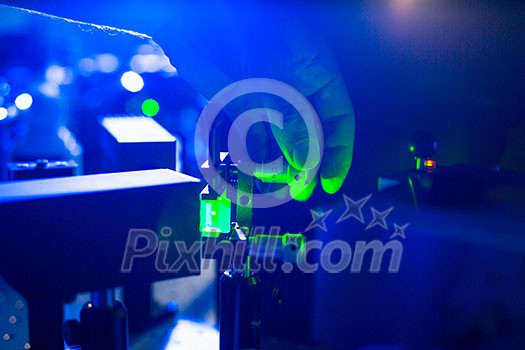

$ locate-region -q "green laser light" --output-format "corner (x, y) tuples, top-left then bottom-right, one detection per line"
(200, 195), (232, 238)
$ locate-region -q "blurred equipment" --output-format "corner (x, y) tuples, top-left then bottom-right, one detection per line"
(7, 159), (77, 180)
(380, 131), (525, 208)
(408, 130), (437, 172)
(0, 169), (201, 349)
(63, 289), (128, 350)
(99, 115), (181, 333)
(199, 149), (306, 350)
(1, 157), (78, 349)
(315, 135), (525, 350)
(99, 115), (178, 172)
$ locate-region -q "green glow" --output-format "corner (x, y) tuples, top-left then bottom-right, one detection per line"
(141, 98), (160, 117)
(409, 145), (415, 152)
(200, 196), (231, 237)
(290, 178), (315, 201)
(253, 163), (292, 184)
(407, 176), (419, 210)
(320, 176), (343, 195)
(282, 234), (305, 251)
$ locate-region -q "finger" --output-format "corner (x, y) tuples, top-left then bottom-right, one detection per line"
(289, 168), (318, 201)
(254, 166), (317, 202)
(312, 77), (355, 194)
(320, 144), (353, 194)
(242, 117), (277, 164)
(269, 104), (322, 172)
(229, 106), (318, 202)
(287, 29), (355, 194)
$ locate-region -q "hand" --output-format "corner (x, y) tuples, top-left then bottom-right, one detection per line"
(153, 2), (355, 200)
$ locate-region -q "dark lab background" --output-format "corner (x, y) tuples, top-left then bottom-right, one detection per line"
(0, 0), (524, 349)
(0, 0), (524, 184)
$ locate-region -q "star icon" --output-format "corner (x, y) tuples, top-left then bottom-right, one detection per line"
(365, 207), (394, 231)
(284, 235), (301, 250)
(336, 194), (372, 224)
(390, 223), (409, 239)
(305, 209), (333, 232)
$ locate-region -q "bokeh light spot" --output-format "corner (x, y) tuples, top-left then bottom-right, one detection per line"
(120, 71), (144, 93)
(0, 107), (7, 121)
(142, 98), (160, 117)
(15, 93), (33, 110)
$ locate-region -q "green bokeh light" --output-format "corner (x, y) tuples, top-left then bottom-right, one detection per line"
(141, 98), (160, 117)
